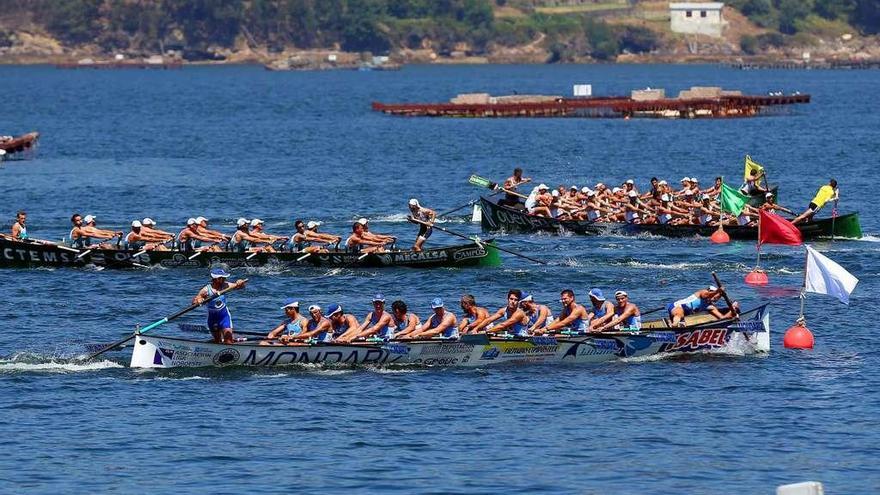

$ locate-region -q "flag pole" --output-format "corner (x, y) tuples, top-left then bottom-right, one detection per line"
(831, 198), (838, 242)
(756, 212), (762, 270)
(799, 247), (808, 323)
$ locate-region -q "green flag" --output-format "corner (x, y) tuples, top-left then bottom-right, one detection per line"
(720, 183), (749, 216)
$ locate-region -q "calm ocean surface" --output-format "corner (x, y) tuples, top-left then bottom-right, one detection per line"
(1, 64), (879, 494)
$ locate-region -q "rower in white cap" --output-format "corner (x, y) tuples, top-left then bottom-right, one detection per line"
(666, 285), (738, 326)
(229, 218), (265, 253)
(140, 218), (174, 246)
(408, 198), (436, 252)
(194, 216), (229, 244)
(177, 218), (221, 253)
(71, 214), (122, 249)
(247, 218), (287, 253)
(356, 217), (396, 246)
(265, 298), (309, 344)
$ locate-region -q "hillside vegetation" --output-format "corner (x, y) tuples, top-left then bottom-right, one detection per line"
(0, 0), (878, 62)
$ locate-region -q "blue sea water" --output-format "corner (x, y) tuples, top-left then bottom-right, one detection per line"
(1, 64), (879, 494)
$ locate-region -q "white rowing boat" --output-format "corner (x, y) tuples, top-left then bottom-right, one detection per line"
(129, 305), (770, 368)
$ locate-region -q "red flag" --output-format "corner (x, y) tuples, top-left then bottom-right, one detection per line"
(759, 210), (803, 246)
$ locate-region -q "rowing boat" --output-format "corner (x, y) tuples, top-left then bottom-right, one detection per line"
(0, 237), (501, 269)
(129, 305), (769, 368)
(479, 197), (862, 240)
(0, 132), (39, 155)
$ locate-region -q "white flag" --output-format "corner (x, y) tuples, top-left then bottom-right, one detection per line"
(804, 245), (859, 305)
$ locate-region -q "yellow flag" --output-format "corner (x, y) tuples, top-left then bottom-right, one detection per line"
(744, 155), (764, 181)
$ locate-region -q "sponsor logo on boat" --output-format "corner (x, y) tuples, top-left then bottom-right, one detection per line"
(670, 328), (730, 351)
(213, 348), (241, 366)
(2, 247), (76, 264)
(393, 250), (448, 263)
(419, 343), (474, 356)
(241, 348), (402, 366)
(480, 347), (500, 360)
(452, 247), (486, 261)
(412, 357), (461, 366)
(729, 320), (765, 332)
(531, 336), (557, 346)
(492, 208), (554, 229)
(382, 343), (410, 355)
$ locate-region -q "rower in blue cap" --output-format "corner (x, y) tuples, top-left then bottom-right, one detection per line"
(409, 297), (458, 339)
(587, 288), (615, 330)
(192, 268), (247, 343)
(349, 293), (396, 342)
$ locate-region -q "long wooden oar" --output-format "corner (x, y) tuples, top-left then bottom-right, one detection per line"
(468, 175), (529, 199)
(178, 323), (266, 337)
(408, 217), (545, 265)
(711, 272), (739, 317)
(83, 279), (248, 361)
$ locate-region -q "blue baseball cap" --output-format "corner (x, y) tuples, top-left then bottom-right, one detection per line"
(589, 288), (605, 301)
(210, 268), (230, 279)
(372, 293), (386, 303)
(431, 297), (444, 309)
(520, 292), (533, 303)
(326, 304), (342, 317)
(281, 298), (299, 310)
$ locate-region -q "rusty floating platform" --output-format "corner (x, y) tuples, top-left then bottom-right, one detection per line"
(372, 94), (810, 119)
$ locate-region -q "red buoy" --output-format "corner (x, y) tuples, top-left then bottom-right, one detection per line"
(783, 324), (814, 349)
(745, 270), (769, 286)
(710, 229), (730, 244)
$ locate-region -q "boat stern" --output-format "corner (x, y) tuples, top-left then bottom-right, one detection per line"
(833, 212), (863, 239)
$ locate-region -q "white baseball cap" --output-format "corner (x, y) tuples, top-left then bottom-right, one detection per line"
(551, 190), (559, 197)
(306, 221), (321, 229)
(409, 198), (420, 207)
(625, 179), (634, 185)
(615, 290), (628, 298)
(357, 218), (368, 225)
(195, 216), (208, 224)
(692, 177), (699, 183)
(658, 180), (668, 186)
(236, 218), (249, 227)
(83, 215), (96, 224)
(131, 220), (142, 228)
(708, 285), (719, 291)
(612, 187), (622, 194)
(587, 190), (596, 197)
(186, 218), (196, 225)
(680, 177), (690, 183)
(250, 218), (264, 227)
(595, 183), (605, 189)
(142, 218), (155, 226)
(570, 185), (578, 190)
(538, 184), (549, 190)
(581, 186), (591, 193)
(627, 190), (638, 197)
(308, 304), (321, 312)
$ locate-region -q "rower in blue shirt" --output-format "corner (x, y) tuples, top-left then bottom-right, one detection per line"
(11, 211), (28, 240)
(192, 268), (247, 344)
(545, 289), (591, 334)
(519, 292), (552, 336)
(595, 291), (641, 332)
(667, 285), (739, 326)
(347, 294), (396, 342)
(587, 288), (616, 330)
(409, 298), (458, 339)
(323, 304), (361, 343)
(265, 298), (309, 344)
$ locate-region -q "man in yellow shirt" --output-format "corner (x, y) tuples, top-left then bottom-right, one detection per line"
(793, 179), (838, 224)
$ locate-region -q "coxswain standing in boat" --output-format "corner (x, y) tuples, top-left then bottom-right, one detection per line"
(264, 298), (309, 345)
(740, 169), (768, 197)
(192, 268), (247, 344)
(346, 294), (396, 342)
(408, 198), (436, 252)
(594, 291), (641, 332)
(248, 219), (287, 253)
(458, 294), (491, 334)
(389, 300), (420, 339)
(229, 218), (266, 253)
(177, 218), (221, 252)
(357, 218), (396, 246)
(409, 298), (458, 339)
(587, 288), (616, 330)
(499, 167), (531, 208)
(70, 214), (122, 249)
(140, 218), (174, 246)
(545, 289), (591, 334)
(667, 285), (739, 326)
(346, 222), (387, 253)
(520, 292), (553, 335)
(124, 220), (171, 251)
(11, 210), (28, 240)
(793, 179), (839, 225)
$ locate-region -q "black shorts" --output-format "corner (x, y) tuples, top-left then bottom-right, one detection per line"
(807, 202), (819, 213)
(417, 224), (433, 239)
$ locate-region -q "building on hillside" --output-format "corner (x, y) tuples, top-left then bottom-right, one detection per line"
(669, 2), (725, 38)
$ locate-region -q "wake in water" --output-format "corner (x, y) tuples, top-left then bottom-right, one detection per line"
(0, 352), (123, 373)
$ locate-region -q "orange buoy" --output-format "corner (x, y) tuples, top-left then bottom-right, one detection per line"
(783, 324), (814, 349)
(744, 270), (769, 286)
(710, 229), (730, 244)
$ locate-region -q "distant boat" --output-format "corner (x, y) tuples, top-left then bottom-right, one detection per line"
(0, 132), (39, 157)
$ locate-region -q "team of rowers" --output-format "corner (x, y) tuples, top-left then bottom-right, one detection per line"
(500, 168), (839, 227)
(6, 200), (439, 254)
(197, 268), (739, 345)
